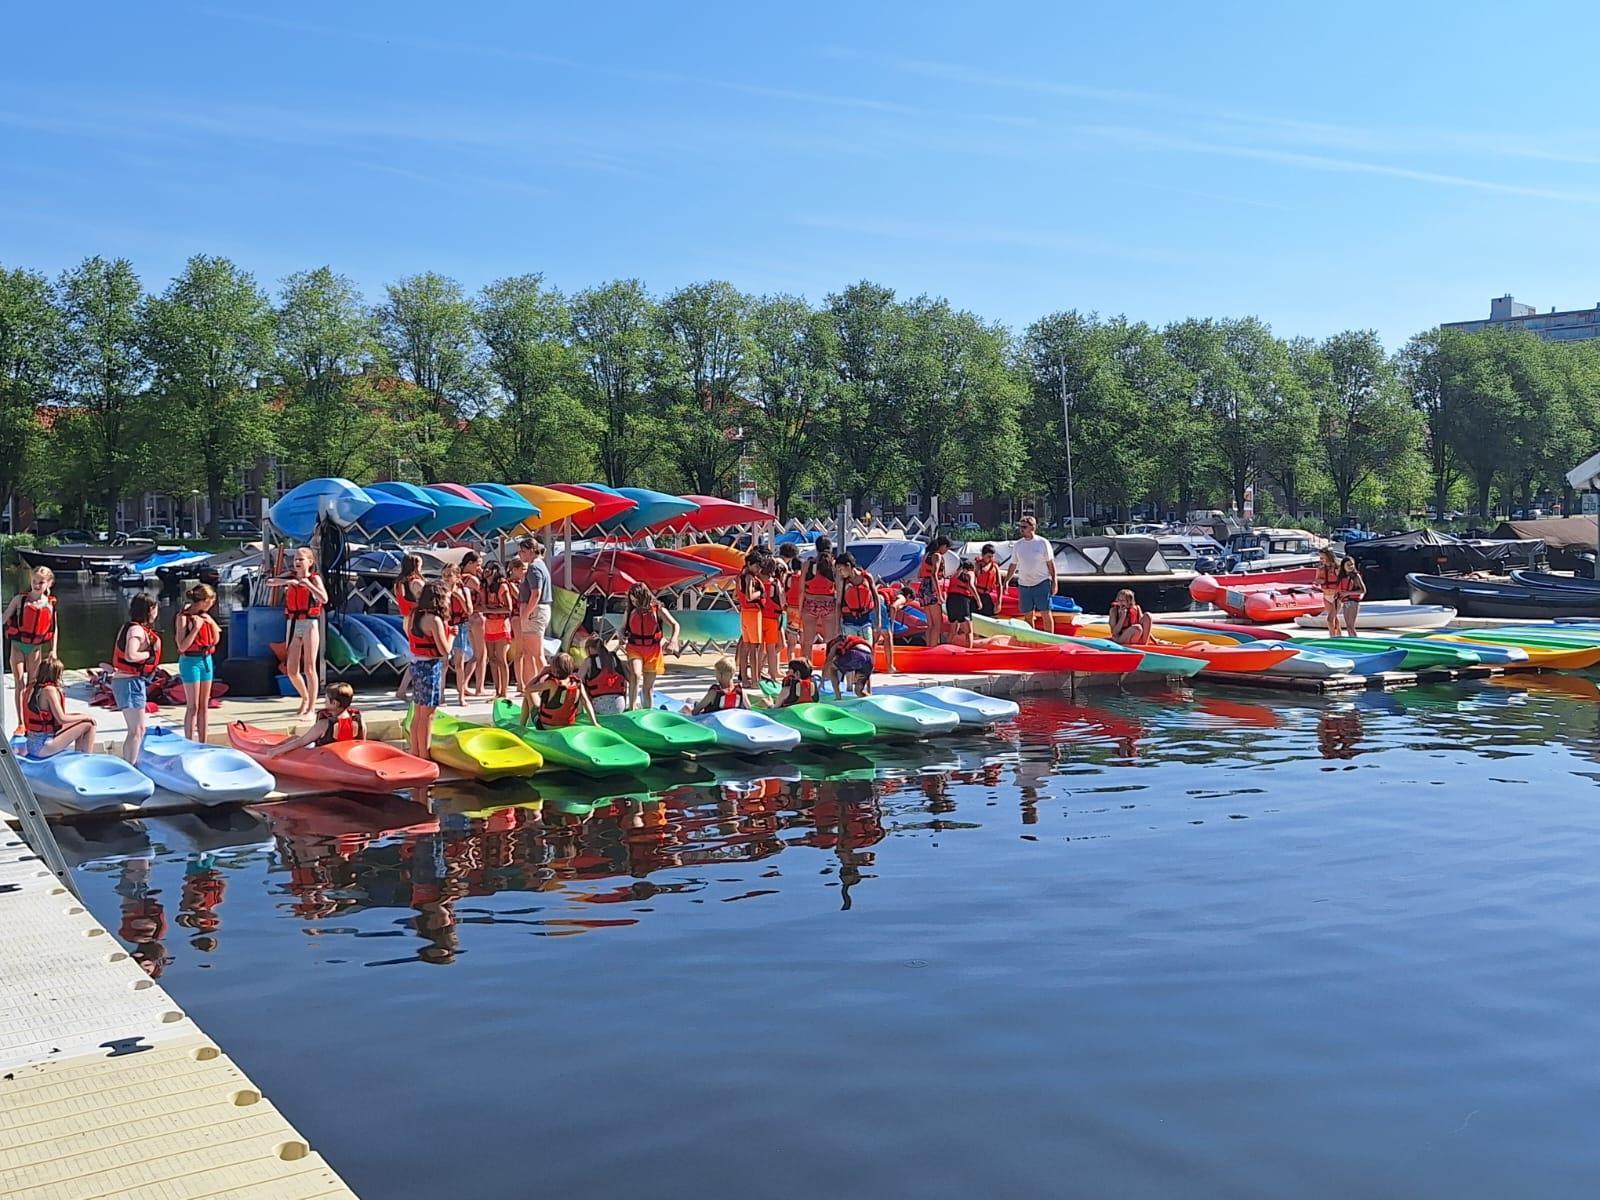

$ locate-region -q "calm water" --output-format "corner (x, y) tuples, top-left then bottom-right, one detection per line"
(67, 680), (1600, 1199)
(6, 568), (193, 669)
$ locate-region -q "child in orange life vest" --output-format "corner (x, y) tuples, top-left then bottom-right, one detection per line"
(478, 561), (515, 699)
(582, 634), (634, 717)
(520, 653), (599, 730)
(944, 558), (979, 648)
(621, 583), (680, 710)
(777, 542), (804, 658)
(175, 583), (222, 744)
(439, 563), (473, 708)
(916, 536), (951, 646)
(19, 655), (96, 758)
(823, 633), (876, 698)
(270, 546), (328, 718)
(974, 545), (1002, 618)
(756, 556), (785, 683)
(5, 565), (58, 733)
(459, 550), (489, 698)
(774, 659), (819, 707)
(258, 682), (367, 758)
(735, 551), (766, 686)
(111, 592), (161, 766)
(687, 657), (748, 715)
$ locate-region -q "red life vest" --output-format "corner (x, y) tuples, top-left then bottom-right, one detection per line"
(112, 622), (161, 677)
(536, 677), (580, 729)
(395, 575), (422, 617)
(407, 611), (445, 659)
(482, 583), (512, 640)
(835, 635), (873, 658)
(783, 568), (801, 608)
(447, 588), (470, 628)
(919, 553), (942, 581)
(625, 603), (663, 648)
(974, 561), (1001, 597)
(6, 594), (57, 645)
(782, 673), (817, 705)
(759, 580), (784, 621)
(316, 706), (364, 745)
(585, 655), (628, 698)
(710, 683), (745, 711)
(284, 576), (323, 620)
(947, 572), (977, 599)
(181, 613), (219, 657)
(804, 563), (835, 597)
(1113, 603), (1145, 638)
(738, 574), (764, 613)
(840, 575), (876, 621)
(22, 682), (61, 735)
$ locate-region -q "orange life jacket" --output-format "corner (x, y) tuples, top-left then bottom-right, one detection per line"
(974, 561), (1001, 596)
(316, 706), (364, 745)
(395, 575), (423, 617)
(625, 603), (662, 648)
(22, 682), (61, 735)
(840, 575), (876, 621)
(181, 613), (219, 657)
(834, 635), (873, 658)
(536, 677), (580, 729)
(919, 553), (942, 581)
(585, 655), (628, 698)
(804, 562), (836, 597)
(407, 611), (445, 659)
(284, 576), (323, 620)
(946, 572), (977, 599)
(738, 573), (764, 613)
(6, 594), (57, 645)
(758, 580), (784, 620)
(112, 622), (160, 677)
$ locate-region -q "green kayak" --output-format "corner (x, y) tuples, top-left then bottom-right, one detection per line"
(765, 701), (878, 746)
(325, 624), (360, 669)
(971, 614), (1204, 677)
(1287, 637), (1483, 669)
(599, 708), (721, 758)
(491, 698), (652, 778)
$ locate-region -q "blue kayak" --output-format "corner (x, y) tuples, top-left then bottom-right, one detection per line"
(333, 614), (395, 669)
(467, 482), (541, 531)
(607, 488), (699, 535)
(136, 727), (276, 804)
(352, 612), (411, 660)
(12, 740), (154, 813)
(269, 477), (376, 540)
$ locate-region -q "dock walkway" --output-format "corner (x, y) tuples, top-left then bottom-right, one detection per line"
(0, 825), (360, 1198)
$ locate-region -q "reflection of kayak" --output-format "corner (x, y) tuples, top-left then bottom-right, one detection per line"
(834, 694), (961, 736)
(137, 726), (275, 804)
(491, 698), (652, 777)
(764, 702), (877, 746)
(1486, 673), (1600, 701)
(229, 721), (439, 793)
(600, 708), (721, 758)
(11, 742), (154, 813)
(413, 711), (542, 779)
(693, 709), (802, 754)
(1192, 695), (1284, 728)
(258, 794), (438, 841)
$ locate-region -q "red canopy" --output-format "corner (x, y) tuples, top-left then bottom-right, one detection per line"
(644, 494), (773, 534)
(548, 484), (636, 531)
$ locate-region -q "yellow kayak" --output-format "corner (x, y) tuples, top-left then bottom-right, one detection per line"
(411, 710), (543, 779)
(1424, 634), (1600, 670)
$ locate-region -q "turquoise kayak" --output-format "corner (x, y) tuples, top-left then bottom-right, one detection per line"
(834, 694), (961, 737)
(136, 727), (276, 804)
(491, 698), (651, 777)
(693, 709), (802, 754)
(599, 708), (721, 757)
(11, 740), (154, 813)
(765, 702), (877, 746)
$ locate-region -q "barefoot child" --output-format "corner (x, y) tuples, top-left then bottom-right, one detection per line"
(19, 656), (96, 758)
(404, 584), (451, 761)
(257, 682), (366, 757)
(110, 594), (161, 765)
(823, 633), (876, 698)
(271, 547), (327, 718)
(687, 657), (747, 715)
(520, 653), (599, 730)
(944, 558), (978, 648)
(175, 583), (221, 743)
(4, 566), (58, 732)
(479, 561), (514, 699)
(621, 583), (679, 710)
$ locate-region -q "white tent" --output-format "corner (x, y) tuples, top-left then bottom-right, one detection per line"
(1567, 449), (1600, 492)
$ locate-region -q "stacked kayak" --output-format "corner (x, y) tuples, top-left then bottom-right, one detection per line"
(228, 722), (439, 793)
(136, 726), (276, 804)
(333, 615), (397, 669)
(765, 702), (878, 747)
(600, 709), (720, 758)
(351, 612), (411, 660)
(1285, 637), (1486, 670)
(417, 711), (542, 778)
(1272, 644), (1407, 677)
(1260, 647), (1359, 678)
(693, 709), (802, 754)
(1414, 629), (1600, 668)
(325, 624), (361, 670)
(11, 742), (154, 814)
(491, 698), (651, 777)
(835, 694), (961, 736)
(896, 686), (1020, 726)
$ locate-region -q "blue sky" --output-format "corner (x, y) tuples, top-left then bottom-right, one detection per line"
(4, 2), (1599, 347)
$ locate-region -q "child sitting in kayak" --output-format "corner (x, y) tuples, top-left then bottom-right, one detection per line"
(773, 659), (819, 707)
(521, 653), (599, 730)
(823, 634), (875, 698)
(687, 657), (748, 714)
(258, 682), (366, 757)
(19, 655), (96, 758)
(582, 635), (634, 717)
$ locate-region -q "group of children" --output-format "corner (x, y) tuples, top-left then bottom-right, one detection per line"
(1315, 548), (1369, 636)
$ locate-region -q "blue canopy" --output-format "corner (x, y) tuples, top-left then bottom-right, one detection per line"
(605, 488), (700, 535)
(269, 478), (376, 540)
(467, 482), (541, 532)
(419, 486), (492, 536)
(364, 482), (443, 537)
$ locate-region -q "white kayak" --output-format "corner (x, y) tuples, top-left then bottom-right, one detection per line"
(1260, 649), (1358, 678)
(835, 694), (961, 736)
(9, 741), (154, 814)
(1293, 602), (1456, 630)
(136, 726), (276, 804)
(693, 709), (802, 754)
(897, 685), (1020, 726)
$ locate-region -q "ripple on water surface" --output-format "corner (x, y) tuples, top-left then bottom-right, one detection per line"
(68, 681), (1600, 1199)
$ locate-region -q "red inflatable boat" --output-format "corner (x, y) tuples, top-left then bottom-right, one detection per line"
(1189, 567), (1318, 604)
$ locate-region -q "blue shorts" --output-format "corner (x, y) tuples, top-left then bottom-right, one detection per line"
(841, 619), (873, 640)
(178, 654), (214, 685)
(1017, 581), (1053, 614)
(836, 648), (874, 679)
(24, 731), (52, 757)
(412, 658), (444, 708)
(451, 626), (474, 661)
(111, 675), (148, 712)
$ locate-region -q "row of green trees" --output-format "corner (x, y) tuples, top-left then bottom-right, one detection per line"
(2, 254), (1597, 535)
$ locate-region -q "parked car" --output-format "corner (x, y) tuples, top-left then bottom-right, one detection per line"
(49, 527), (100, 543)
(128, 525), (177, 541)
(217, 518), (261, 538)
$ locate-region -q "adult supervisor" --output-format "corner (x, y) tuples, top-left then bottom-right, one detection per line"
(1002, 515), (1059, 633)
(515, 537), (554, 692)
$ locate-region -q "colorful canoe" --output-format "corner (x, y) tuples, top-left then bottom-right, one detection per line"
(229, 722), (439, 793)
(491, 698), (652, 777)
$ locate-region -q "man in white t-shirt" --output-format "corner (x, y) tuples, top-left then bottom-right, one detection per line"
(1001, 515), (1059, 632)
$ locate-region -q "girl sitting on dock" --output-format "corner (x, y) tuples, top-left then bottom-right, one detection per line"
(404, 583), (451, 762)
(4, 565), (58, 735)
(19, 655), (96, 759)
(175, 583), (221, 744)
(258, 682), (366, 758)
(272, 546), (328, 718)
(1108, 589), (1153, 646)
(520, 653), (599, 730)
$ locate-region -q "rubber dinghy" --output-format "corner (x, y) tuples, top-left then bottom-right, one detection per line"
(228, 722), (439, 793)
(136, 726), (276, 804)
(600, 708), (720, 758)
(897, 686), (1020, 726)
(414, 710), (543, 779)
(491, 699), (652, 777)
(11, 742), (154, 813)
(764, 702), (878, 747)
(693, 709), (802, 754)
(833, 694), (961, 736)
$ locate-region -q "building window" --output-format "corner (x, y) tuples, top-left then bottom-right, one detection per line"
(958, 491), (974, 506)
(959, 511), (973, 524)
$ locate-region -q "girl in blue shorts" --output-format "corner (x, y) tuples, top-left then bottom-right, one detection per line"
(175, 583), (221, 744)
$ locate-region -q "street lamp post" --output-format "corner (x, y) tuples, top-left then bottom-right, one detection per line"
(1058, 355), (1077, 538)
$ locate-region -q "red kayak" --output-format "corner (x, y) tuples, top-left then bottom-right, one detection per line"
(550, 550), (706, 594)
(1148, 643), (1299, 673)
(229, 722), (440, 793)
(815, 641), (1142, 675)
(1190, 567), (1318, 603)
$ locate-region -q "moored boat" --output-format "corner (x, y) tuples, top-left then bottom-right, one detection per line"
(1407, 574), (1600, 620)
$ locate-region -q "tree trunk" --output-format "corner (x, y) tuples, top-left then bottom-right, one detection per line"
(206, 475), (223, 540)
(1476, 477), (1492, 522)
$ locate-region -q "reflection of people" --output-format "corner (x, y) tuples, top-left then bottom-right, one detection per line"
(1317, 708), (1363, 759)
(115, 858), (170, 978)
(177, 856), (226, 952)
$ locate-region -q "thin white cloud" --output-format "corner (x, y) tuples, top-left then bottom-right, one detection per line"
(795, 214), (1226, 268)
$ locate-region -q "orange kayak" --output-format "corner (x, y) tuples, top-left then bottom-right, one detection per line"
(1149, 643), (1300, 673)
(229, 721), (440, 793)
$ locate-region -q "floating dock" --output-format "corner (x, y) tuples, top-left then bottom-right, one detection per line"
(0, 826), (359, 1198)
